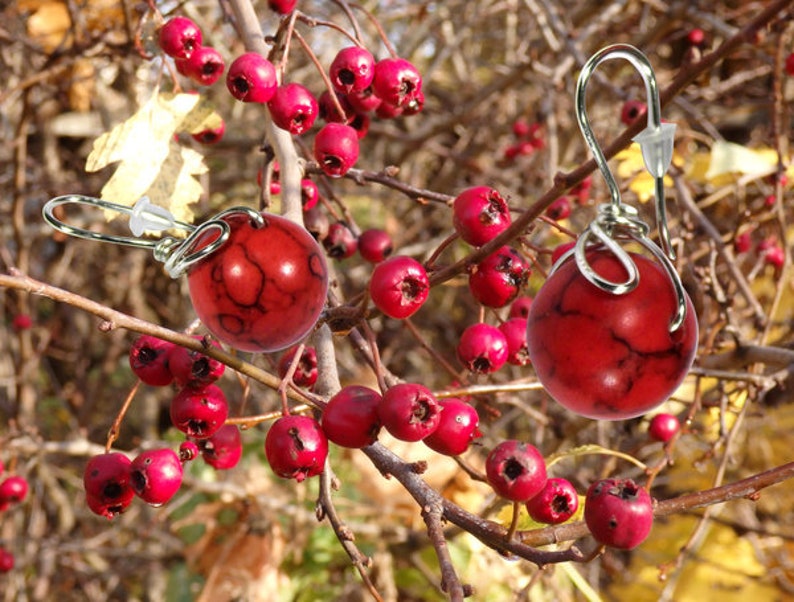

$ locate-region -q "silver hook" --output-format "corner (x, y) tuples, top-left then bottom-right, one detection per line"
(565, 44), (686, 332)
(42, 195), (264, 279)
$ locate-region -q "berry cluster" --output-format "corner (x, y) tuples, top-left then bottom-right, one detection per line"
(0, 462), (29, 572)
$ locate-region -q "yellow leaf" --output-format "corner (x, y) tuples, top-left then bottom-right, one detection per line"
(614, 143), (674, 203)
(704, 141), (776, 181)
(86, 92), (218, 223)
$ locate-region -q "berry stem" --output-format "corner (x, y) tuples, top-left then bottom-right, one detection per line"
(292, 29), (349, 122)
(105, 380), (141, 453)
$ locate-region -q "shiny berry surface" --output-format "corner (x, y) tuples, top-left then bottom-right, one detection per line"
(130, 448), (183, 506)
(129, 335), (175, 386)
(324, 221), (358, 259)
(525, 477), (579, 524)
(485, 440), (547, 502)
(321, 385), (382, 448)
(168, 338), (225, 388)
(584, 478), (653, 549)
(83, 453), (134, 519)
(498, 317), (530, 366)
(158, 17), (202, 60)
(453, 186), (512, 247)
(268, 83), (319, 135)
(647, 412), (680, 443)
(169, 384), (229, 439)
(0, 476), (28, 505)
(226, 52), (277, 103)
(358, 228), (393, 263)
(468, 245), (530, 308)
(372, 57), (422, 108)
(527, 250), (698, 420)
(378, 382), (441, 442)
(620, 100), (647, 125)
(369, 255), (429, 319)
(198, 424), (242, 470)
(265, 415), (328, 481)
(180, 46), (225, 86)
(330, 46), (376, 94)
(313, 123), (359, 177)
(0, 548), (13, 572)
(423, 397), (481, 456)
(187, 211), (328, 353)
(508, 296), (533, 319)
(457, 323), (509, 374)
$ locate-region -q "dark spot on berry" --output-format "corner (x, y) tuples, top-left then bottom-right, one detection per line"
(503, 458), (524, 481)
(339, 69), (356, 86)
(103, 482), (123, 500)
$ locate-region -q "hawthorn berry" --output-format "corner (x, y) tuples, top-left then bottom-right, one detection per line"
(0, 475), (28, 505)
(786, 52), (794, 77)
(83, 453), (134, 519)
(545, 196), (572, 221)
(324, 221), (358, 259)
(318, 90), (354, 124)
(525, 477), (579, 524)
(369, 255), (430, 319)
(301, 179), (319, 211)
(179, 46), (225, 86)
(179, 440), (200, 462)
(648, 412), (681, 443)
(378, 382), (441, 442)
(198, 424), (242, 470)
(457, 323), (509, 374)
(268, 0), (297, 13)
(130, 448), (183, 506)
(11, 314), (32, 331)
(620, 100), (647, 126)
(498, 317), (530, 366)
(0, 548), (13, 573)
(508, 296), (533, 320)
(584, 478), (653, 549)
(321, 385), (382, 448)
(268, 83), (319, 135)
(372, 57), (423, 108)
(527, 250), (698, 420)
(168, 339), (225, 388)
(277, 345), (319, 388)
(358, 228), (393, 263)
(347, 86), (382, 114)
(191, 120), (226, 145)
(453, 186), (512, 247)
(330, 46), (376, 94)
(468, 245), (530, 308)
(159, 17), (202, 60)
(265, 415), (328, 481)
(423, 398), (481, 456)
(129, 335), (176, 386)
(169, 383), (229, 439)
(485, 440), (547, 502)
(226, 52), (277, 103)
(313, 123), (359, 177)
(186, 210), (329, 353)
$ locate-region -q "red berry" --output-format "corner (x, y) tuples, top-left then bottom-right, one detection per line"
(169, 384), (229, 439)
(0, 548), (13, 572)
(129, 335), (176, 386)
(11, 314), (32, 331)
(468, 245), (530, 308)
(330, 46), (376, 94)
(452, 186), (512, 247)
(268, 83), (319, 135)
(378, 382), (441, 442)
(277, 345), (319, 388)
(268, 0), (297, 13)
(158, 17), (202, 60)
(179, 440), (200, 462)
(130, 448), (183, 506)
(762, 242), (786, 269)
(786, 52), (794, 77)
(168, 338), (225, 388)
(0, 459), (4, 476)
(321, 385), (382, 448)
(570, 175), (593, 204)
(324, 221), (358, 259)
(301, 179), (319, 211)
(527, 250), (698, 420)
(179, 46), (225, 86)
(191, 119), (226, 145)
(545, 196), (572, 221)
(687, 28), (706, 47)
(648, 412), (681, 443)
(0, 475), (28, 505)
(620, 100), (647, 126)
(498, 317), (530, 366)
(423, 398), (481, 456)
(349, 111), (371, 138)
(198, 424), (242, 470)
(318, 90), (354, 124)
(512, 118), (531, 138)
(508, 296), (533, 319)
(313, 123), (359, 177)
(358, 228), (393, 263)
(347, 86), (382, 114)
(187, 210), (329, 353)
(457, 323), (509, 374)
(485, 440), (547, 502)
(265, 415), (328, 481)
(584, 478), (653, 549)
(372, 57), (423, 108)
(525, 477), (579, 524)
(83, 453), (134, 519)
(369, 255), (430, 319)
(226, 52), (277, 103)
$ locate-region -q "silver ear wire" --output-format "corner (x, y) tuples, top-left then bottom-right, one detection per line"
(42, 195), (264, 279)
(562, 44), (687, 332)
